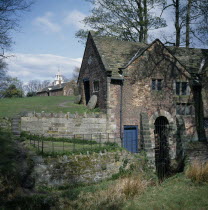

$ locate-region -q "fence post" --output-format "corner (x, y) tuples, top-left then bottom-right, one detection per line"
(73, 134), (75, 152)
(38, 136), (39, 152)
(52, 139), (54, 153)
(91, 134), (93, 150)
(42, 137), (43, 155)
(99, 133), (101, 148)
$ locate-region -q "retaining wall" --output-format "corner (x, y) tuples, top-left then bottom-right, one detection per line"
(31, 150), (140, 186)
(21, 112), (117, 138)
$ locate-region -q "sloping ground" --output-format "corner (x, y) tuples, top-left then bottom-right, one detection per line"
(0, 96), (98, 118)
(123, 174), (208, 210)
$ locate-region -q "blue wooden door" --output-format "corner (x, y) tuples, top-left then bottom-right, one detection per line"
(123, 126), (138, 153)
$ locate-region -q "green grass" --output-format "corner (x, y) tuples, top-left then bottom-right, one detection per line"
(0, 96), (98, 118)
(123, 174), (208, 210)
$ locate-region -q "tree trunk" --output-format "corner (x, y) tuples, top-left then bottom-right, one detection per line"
(190, 75), (207, 142)
(175, 0), (180, 47)
(186, 0), (192, 48)
(143, 0), (148, 43)
(138, 0), (144, 42)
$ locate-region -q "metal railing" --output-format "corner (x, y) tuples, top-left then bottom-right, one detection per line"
(28, 133), (121, 154)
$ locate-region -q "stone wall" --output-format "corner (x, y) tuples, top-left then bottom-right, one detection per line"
(185, 142), (208, 164)
(78, 33), (107, 109)
(108, 41), (197, 159)
(31, 150), (140, 187)
(21, 112), (116, 138)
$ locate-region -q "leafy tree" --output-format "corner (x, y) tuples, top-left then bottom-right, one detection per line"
(3, 84), (23, 98)
(76, 0), (167, 43)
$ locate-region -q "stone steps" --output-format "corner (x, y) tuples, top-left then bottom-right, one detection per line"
(12, 116), (21, 137)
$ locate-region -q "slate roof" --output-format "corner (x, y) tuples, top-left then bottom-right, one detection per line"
(92, 35), (147, 78)
(167, 46), (208, 73)
(90, 32), (208, 77)
(37, 82), (68, 94)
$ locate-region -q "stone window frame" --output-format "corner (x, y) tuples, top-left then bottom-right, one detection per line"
(175, 81), (190, 96)
(176, 103), (194, 116)
(93, 80), (100, 92)
(151, 79), (163, 91)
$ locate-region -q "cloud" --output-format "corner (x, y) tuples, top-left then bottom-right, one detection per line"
(63, 10), (88, 29)
(34, 12), (62, 33)
(6, 53), (82, 83)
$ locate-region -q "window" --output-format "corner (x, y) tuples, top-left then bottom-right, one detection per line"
(93, 80), (99, 92)
(204, 118), (208, 129)
(176, 103), (193, 115)
(151, 79), (163, 91)
(175, 81), (189, 95)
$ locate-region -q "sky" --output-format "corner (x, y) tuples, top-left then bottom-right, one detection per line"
(6, 0), (206, 85)
(6, 0), (91, 84)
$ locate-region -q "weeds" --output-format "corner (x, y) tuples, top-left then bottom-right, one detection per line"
(185, 161), (208, 183)
(69, 174), (149, 209)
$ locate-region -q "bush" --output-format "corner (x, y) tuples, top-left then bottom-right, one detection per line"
(2, 84), (23, 98)
(26, 91), (37, 97)
(185, 161), (208, 183)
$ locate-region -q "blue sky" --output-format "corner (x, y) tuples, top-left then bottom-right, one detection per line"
(7, 0), (91, 83)
(6, 0), (207, 84)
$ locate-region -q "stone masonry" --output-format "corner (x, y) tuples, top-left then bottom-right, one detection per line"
(21, 112), (117, 139)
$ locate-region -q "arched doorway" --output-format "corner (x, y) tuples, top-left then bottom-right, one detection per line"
(154, 116), (170, 180)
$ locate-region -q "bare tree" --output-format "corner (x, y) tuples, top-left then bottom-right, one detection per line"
(161, 0), (208, 48)
(0, 0), (33, 57)
(72, 67), (80, 82)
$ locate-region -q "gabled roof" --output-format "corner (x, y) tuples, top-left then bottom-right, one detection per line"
(91, 33), (147, 78)
(37, 82), (68, 94)
(89, 32), (208, 77)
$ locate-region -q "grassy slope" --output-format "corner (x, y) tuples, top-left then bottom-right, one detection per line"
(0, 96), (96, 118)
(123, 174), (208, 210)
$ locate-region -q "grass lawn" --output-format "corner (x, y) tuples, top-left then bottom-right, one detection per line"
(0, 96), (98, 118)
(123, 174), (208, 210)
(36, 172), (208, 209)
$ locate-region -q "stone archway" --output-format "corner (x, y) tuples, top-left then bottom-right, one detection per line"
(154, 116), (170, 179)
(149, 110), (177, 173)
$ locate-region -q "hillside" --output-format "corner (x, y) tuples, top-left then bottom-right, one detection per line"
(0, 96), (96, 118)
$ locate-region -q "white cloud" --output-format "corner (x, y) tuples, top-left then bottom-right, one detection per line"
(6, 53), (82, 82)
(34, 12), (62, 33)
(63, 10), (88, 29)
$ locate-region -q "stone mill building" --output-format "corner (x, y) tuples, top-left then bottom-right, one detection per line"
(78, 31), (208, 170)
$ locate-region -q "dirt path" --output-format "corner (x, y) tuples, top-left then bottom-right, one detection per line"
(58, 101), (73, 108)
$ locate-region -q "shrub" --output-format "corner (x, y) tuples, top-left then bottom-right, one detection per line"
(185, 160), (208, 183)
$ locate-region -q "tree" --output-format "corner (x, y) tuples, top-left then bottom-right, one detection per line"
(71, 67), (80, 82)
(0, 59), (9, 97)
(189, 70), (207, 142)
(0, 0), (33, 57)
(3, 84), (23, 98)
(161, 0), (208, 47)
(76, 0), (167, 43)
(24, 80), (51, 94)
